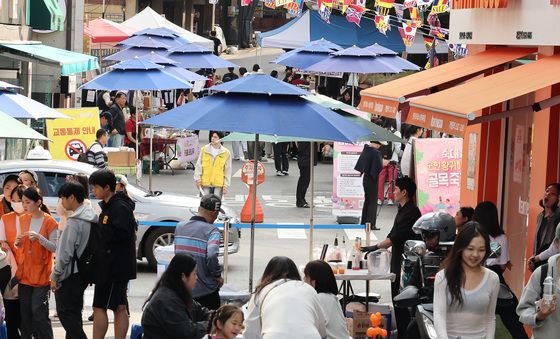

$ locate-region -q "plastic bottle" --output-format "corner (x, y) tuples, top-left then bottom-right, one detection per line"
(543, 276), (554, 306)
(352, 237), (362, 270)
(332, 234), (341, 261)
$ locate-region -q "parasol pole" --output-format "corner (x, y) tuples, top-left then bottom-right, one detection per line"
(149, 125), (153, 194)
(309, 142), (315, 261)
(248, 133), (259, 292)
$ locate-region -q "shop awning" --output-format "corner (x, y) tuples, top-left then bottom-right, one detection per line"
(28, 0), (64, 31)
(407, 54), (560, 135)
(359, 47), (536, 118)
(0, 43), (99, 76)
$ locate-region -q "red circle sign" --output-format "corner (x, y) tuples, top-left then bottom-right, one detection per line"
(241, 160), (265, 185)
(65, 139), (87, 160)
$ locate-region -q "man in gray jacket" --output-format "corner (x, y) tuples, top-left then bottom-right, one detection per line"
(174, 194), (224, 310)
(52, 181), (96, 339)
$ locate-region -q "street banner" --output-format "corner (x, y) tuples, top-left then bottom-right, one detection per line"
(414, 138), (463, 216)
(176, 135), (200, 166)
(46, 108), (100, 161)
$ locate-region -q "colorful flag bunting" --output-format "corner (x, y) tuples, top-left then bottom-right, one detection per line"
(374, 14), (391, 35)
(427, 13), (446, 38)
(423, 36), (434, 52)
(322, 0), (333, 7)
(275, 0), (292, 7)
(241, 0), (252, 6)
(448, 43), (468, 58)
(377, 0), (395, 15)
(416, 0), (434, 10)
(264, 0), (276, 8)
(393, 3), (404, 20)
(338, 0), (353, 13)
(346, 4), (365, 26)
(353, 0), (367, 8)
(398, 21), (416, 47)
(424, 56), (439, 69)
(285, 0), (303, 15)
(431, 0), (449, 13)
(319, 3), (332, 23)
(409, 7), (424, 27)
(403, 0), (416, 9)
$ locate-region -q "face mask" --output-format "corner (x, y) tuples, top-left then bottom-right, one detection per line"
(10, 202), (24, 214)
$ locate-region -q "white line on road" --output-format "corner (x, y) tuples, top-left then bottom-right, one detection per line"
(277, 223), (307, 239)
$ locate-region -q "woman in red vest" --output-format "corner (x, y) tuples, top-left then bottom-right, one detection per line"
(17, 187), (57, 339)
(0, 184), (27, 339)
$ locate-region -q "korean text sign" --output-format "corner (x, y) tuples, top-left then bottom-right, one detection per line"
(46, 108), (100, 160)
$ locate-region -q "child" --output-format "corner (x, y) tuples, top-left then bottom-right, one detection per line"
(207, 305), (244, 339)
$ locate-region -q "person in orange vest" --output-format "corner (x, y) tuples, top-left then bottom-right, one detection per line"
(194, 131), (232, 199)
(0, 183), (26, 339)
(0, 175), (20, 218)
(17, 186), (58, 339)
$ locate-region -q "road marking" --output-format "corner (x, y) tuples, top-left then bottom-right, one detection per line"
(277, 223), (307, 239)
(233, 169), (242, 177)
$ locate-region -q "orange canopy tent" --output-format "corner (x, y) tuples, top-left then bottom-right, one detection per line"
(84, 18), (132, 43)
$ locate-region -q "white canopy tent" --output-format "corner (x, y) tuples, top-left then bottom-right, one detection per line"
(122, 6), (214, 50)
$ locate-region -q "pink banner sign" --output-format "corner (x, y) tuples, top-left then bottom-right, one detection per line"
(414, 138), (463, 216)
(332, 141), (368, 217)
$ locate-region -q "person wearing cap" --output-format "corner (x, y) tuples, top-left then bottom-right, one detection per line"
(354, 141), (387, 227)
(0, 175), (20, 217)
(174, 194), (224, 310)
(18, 170), (38, 189)
(115, 174), (128, 194)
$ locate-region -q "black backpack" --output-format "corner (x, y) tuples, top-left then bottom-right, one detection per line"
(72, 221), (106, 284)
(378, 142), (393, 160)
(77, 151), (89, 163)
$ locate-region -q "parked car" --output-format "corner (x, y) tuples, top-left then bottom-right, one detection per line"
(0, 160), (240, 270)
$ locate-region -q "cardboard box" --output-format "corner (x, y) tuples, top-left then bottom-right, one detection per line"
(108, 150), (136, 167)
(349, 308), (393, 339)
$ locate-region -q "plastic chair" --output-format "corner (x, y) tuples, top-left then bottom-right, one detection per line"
(130, 324), (143, 339)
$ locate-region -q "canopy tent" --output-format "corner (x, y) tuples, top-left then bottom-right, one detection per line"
(0, 43), (99, 76)
(84, 18), (133, 43)
(121, 6), (213, 50)
(257, 10), (405, 51)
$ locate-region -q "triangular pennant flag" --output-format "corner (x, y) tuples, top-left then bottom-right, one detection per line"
(338, 0), (353, 13)
(322, 0), (333, 7)
(416, 0), (434, 10)
(264, 0), (276, 8)
(423, 36), (434, 53)
(393, 3), (404, 21)
(241, 0), (252, 6)
(431, 0), (449, 13)
(374, 14), (391, 35)
(398, 21), (416, 47)
(209, 0), (219, 4)
(403, 0), (416, 9)
(346, 4), (365, 26)
(353, 0), (367, 8)
(424, 56), (439, 69)
(285, 0), (304, 15)
(410, 7), (424, 27)
(319, 3), (332, 23)
(377, 0), (395, 15)
(275, 0), (292, 7)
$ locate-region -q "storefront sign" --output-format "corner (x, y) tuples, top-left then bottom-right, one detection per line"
(414, 138), (463, 215)
(46, 108), (99, 160)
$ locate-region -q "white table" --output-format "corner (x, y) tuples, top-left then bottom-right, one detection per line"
(335, 269), (395, 312)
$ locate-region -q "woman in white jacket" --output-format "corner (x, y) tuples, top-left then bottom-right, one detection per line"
(304, 260), (350, 339)
(400, 126), (423, 177)
(244, 256), (326, 339)
(517, 227), (560, 339)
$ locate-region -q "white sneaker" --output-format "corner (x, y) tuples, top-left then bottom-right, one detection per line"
(377, 199), (383, 205)
(387, 200), (394, 205)
(276, 171), (283, 176)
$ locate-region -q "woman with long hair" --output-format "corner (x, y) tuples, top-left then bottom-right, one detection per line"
(142, 253), (209, 339)
(472, 201), (528, 339)
(433, 222), (500, 339)
(304, 260), (349, 339)
(244, 256), (326, 338)
(18, 186), (58, 338)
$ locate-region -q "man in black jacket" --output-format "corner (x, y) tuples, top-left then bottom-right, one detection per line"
(354, 142), (386, 227)
(296, 142), (316, 208)
(108, 92), (127, 147)
(89, 169), (137, 339)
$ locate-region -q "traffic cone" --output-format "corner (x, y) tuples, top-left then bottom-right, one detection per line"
(241, 184), (264, 223)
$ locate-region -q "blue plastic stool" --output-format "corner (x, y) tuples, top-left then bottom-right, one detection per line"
(130, 324), (143, 339)
(0, 321), (6, 339)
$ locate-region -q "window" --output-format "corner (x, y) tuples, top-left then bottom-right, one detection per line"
(41, 171), (72, 198)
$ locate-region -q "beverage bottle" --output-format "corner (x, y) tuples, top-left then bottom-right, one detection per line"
(342, 235), (348, 261)
(352, 237), (361, 270)
(333, 234), (341, 261)
(543, 276), (554, 306)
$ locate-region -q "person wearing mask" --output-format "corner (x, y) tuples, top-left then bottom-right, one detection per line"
(517, 227), (560, 339)
(244, 256), (327, 338)
(354, 142), (386, 226)
(400, 126), (424, 178)
(89, 169), (137, 339)
(194, 132), (232, 199)
(304, 260), (349, 339)
(222, 67), (238, 83)
(51, 181), (97, 339)
(0, 184), (26, 338)
(454, 206), (474, 233)
(109, 92), (127, 147)
(433, 222), (500, 339)
(362, 177), (421, 339)
(296, 142), (316, 208)
(87, 129), (109, 169)
(124, 110), (138, 152)
(142, 253), (209, 339)
(0, 175), (19, 217)
(528, 183), (560, 271)
(18, 187), (58, 339)
(472, 201), (528, 339)
(18, 170), (38, 189)
(174, 194), (223, 310)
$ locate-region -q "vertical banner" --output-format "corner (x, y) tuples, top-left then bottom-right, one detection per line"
(176, 135), (200, 167)
(414, 138), (463, 215)
(332, 141), (368, 218)
(46, 108), (100, 161)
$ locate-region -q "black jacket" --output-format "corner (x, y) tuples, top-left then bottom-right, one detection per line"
(354, 144), (382, 178)
(388, 201), (422, 277)
(297, 142), (318, 167)
(98, 191), (137, 282)
(109, 104), (126, 135)
(141, 286), (209, 339)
